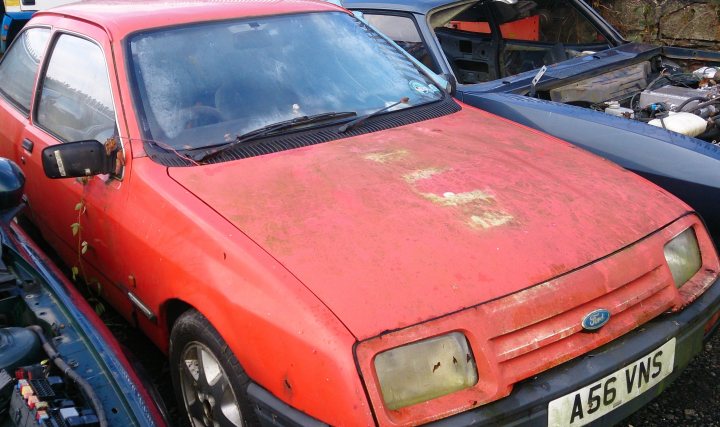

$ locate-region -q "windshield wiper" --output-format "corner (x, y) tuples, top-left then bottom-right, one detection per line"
(338, 97), (409, 133)
(528, 65), (548, 98)
(192, 111), (357, 162)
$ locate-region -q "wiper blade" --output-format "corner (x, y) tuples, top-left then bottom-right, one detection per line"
(338, 97), (409, 133)
(192, 111), (356, 162)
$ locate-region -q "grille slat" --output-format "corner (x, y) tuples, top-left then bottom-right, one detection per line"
(497, 282), (678, 383)
(490, 266), (671, 363)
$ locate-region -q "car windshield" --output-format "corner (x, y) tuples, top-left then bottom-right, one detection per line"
(128, 11), (443, 150)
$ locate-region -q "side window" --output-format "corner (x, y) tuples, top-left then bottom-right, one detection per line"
(0, 28), (51, 112)
(489, 0), (606, 44)
(490, 0), (610, 77)
(430, 0), (611, 82)
(446, 3), (492, 35)
(430, 2), (500, 84)
(36, 34), (117, 143)
(362, 14), (440, 73)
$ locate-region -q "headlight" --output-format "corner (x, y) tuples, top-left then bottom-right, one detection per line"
(664, 227), (702, 288)
(374, 332), (477, 410)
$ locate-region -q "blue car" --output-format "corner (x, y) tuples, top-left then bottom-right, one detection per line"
(345, 0), (720, 239)
(0, 158), (166, 427)
(1, 0), (74, 53)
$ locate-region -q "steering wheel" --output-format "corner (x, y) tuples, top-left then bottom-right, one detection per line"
(184, 105), (223, 129)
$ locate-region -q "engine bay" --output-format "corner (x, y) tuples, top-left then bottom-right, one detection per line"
(540, 56), (720, 142)
(0, 239), (103, 427)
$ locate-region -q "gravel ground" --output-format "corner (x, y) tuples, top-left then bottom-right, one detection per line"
(624, 331), (720, 427)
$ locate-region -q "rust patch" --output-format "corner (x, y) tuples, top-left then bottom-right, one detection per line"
(403, 167), (445, 183)
(363, 149), (408, 163)
(468, 211), (514, 230)
(421, 189), (494, 207)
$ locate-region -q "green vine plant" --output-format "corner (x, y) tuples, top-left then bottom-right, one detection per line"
(70, 176), (106, 317)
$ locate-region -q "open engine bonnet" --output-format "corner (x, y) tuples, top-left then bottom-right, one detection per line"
(534, 54), (720, 142)
(0, 238), (106, 427)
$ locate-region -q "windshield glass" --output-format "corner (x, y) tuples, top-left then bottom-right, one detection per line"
(128, 11), (443, 150)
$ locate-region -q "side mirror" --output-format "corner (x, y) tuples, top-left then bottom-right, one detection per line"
(42, 140), (115, 179)
(0, 158), (25, 212)
(441, 73), (457, 95)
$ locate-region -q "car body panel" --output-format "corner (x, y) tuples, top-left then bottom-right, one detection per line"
(170, 105), (686, 339)
(346, 0), (720, 242)
(462, 91), (720, 241)
(352, 214), (719, 425)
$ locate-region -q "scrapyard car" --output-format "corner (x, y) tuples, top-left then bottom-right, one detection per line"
(0, 0), (720, 426)
(0, 158), (166, 427)
(345, 0), (720, 241)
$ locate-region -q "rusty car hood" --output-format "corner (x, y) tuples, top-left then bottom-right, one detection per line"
(169, 106), (687, 339)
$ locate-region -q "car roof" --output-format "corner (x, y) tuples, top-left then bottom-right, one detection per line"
(34, 0), (345, 38)
(342, 0), (463, 14)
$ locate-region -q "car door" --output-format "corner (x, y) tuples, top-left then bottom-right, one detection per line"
(0, 26), (50, 173)
(19, 22), (135, 316)
(361, 8), (501, 84)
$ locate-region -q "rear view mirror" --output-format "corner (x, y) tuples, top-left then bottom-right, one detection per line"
(42, 140), (115, 179)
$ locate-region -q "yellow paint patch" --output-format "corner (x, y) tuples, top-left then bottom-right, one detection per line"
(364, 149), (408, 163)
(422, 189), (494, 206)
(403, 167), (445, 183)
(469, 211), (514, 229)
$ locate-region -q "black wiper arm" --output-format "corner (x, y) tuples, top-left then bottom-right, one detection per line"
(193, 111), (356, 162)
(338, 97), (409, 133)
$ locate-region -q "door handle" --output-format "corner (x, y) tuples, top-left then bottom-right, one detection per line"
(21, 139), (34, 153)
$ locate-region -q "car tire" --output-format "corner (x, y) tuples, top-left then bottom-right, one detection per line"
(170, 309), (258, 427)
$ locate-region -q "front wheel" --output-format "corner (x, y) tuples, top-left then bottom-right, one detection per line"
(170, 309), (258, 427)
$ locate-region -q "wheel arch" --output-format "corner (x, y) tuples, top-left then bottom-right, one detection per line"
(161, 298), (194, 349)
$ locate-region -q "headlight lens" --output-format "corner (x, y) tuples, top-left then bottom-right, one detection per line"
(374, 332), (477, 410)
(664, 227), (702, 288)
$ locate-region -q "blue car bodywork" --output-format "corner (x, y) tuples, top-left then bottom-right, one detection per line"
(346, 0), (720, 240)
(0, 10), (33, 53)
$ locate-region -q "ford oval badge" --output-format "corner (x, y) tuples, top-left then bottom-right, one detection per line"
(582, 309), (611, 331)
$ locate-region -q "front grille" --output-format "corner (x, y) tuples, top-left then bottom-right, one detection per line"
(480, 250), (676, 385)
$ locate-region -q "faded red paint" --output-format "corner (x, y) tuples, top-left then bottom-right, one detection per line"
(0, 1), (717, 426)
(355, 215), (718, 425)
(170, 107), (689, 339)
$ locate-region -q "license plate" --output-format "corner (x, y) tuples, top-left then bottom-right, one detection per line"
(547, 338), (675, 427)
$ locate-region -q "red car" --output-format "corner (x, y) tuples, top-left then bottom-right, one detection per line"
(0, 1), (718, 426)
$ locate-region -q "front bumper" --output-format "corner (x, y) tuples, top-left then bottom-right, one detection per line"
(246, 275), (720, 426)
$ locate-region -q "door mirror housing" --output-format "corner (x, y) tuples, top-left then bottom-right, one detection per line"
(42, 140), (116, 179)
